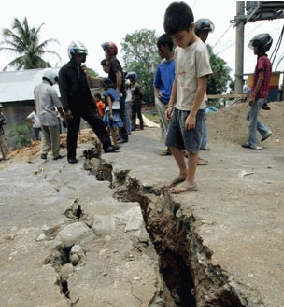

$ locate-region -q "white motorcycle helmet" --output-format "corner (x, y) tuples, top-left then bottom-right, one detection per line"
(68, 40), (88, 59)
(43, 69), (58, 85)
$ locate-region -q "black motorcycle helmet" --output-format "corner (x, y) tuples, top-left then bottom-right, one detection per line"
(194, 18), (215, 36)
(248, 34), (273, 53)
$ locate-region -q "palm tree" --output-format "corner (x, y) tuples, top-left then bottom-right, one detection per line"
(0, 17), (61, 70)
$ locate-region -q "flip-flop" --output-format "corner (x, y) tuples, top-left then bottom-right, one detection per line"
(197, 157), (208, 165)
(165, 177), (186, 188)
(170, 185), (198, 194)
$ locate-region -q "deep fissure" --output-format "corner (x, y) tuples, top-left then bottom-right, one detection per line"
(83, 156), (253, 306)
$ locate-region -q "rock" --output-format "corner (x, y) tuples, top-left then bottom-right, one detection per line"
(238, 170), (254, 178)
(92, 215), (116, 235)
(4, 234), (15, 240)
(61, 263), (74, 282)
(49, 240), (64, 251)
(70, 245), (84, 256)
(124, 206), (144, 233)
(56, 222), (92, 248)
(70, 254), (80, 265)
(36, 233), (47, 241)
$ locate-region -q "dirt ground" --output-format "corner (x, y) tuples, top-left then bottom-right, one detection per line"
(1, 101), (284, 306)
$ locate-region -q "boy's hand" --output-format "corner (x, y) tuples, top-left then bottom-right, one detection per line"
(185, 114), (196, 130)
(110, 114), (114, 121)
(165, 106), (173, 121)
(248, 93), (256, 106)
(65, 109), (73, 121)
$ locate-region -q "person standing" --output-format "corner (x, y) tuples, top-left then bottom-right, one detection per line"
(126, 72), (144, 131)
(154, 34), (176, 156)
(0, 104), (9, 160)
(242, 34), (273, 150)
(101, 42), (129, 143)
(59, 40), (118, 164)
(163, 1), (212, 193)
(26, 108), (41, 140)
(194, 18), (215, 152)
(34, 70), (65, 160)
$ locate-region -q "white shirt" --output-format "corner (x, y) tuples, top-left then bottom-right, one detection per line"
(175, 38), (212, 110)
(34, 81), (62, 126)
(26, 111), (41, 128)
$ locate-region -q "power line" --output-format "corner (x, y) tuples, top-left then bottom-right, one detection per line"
(212, 23), (233, 50)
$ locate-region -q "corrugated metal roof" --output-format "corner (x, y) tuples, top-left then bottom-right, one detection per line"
(0, 68), (61, 103)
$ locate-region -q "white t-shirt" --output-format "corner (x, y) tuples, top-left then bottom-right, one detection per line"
(26, 111), (41, 128)
(34, 81), (62, 126)
(175, 38), (212, 110)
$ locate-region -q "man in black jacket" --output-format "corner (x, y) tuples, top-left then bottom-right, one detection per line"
(59, 40), (118, 164)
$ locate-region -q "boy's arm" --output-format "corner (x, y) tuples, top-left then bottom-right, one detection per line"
(185, 75), (207, 130)
(165, 79), (177, 121)
(249, 70), (264, 104)
(115, 71), (122, 93)
(106, 96), (113, 120)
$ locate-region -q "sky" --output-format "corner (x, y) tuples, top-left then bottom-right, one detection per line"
(1, 0), (284, 79)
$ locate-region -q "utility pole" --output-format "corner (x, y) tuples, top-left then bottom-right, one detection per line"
(234, 1), (245, 94)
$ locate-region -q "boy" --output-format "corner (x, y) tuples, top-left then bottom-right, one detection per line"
(242, 34), (273, 150)
(94, 93), (105, 118)
(154, 34), (175, 156)
(163, 1), (212, 193)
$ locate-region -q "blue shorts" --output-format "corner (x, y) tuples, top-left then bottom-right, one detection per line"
(165, 108), (205, 154)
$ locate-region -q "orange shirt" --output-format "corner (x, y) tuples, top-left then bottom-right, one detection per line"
(96, 100), (105, 117)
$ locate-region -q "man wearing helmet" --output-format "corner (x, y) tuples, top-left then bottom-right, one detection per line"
(59, 40), (118, 164)
(101, 42), (129, 143)
(34, 69), (65, 161)
(242, 34), (273, 150)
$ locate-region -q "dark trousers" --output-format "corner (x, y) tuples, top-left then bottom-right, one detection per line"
(67, 106), (111, 159)
(132, 101), (144, 130)
(119, 97), (128, 141)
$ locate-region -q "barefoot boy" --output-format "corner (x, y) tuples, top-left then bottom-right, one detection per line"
(163, 1), (212, 193)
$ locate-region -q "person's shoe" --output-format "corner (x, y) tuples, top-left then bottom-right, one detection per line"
(68, 158), (78, 164)
(262, 103), (270, 110)
(53, 155), (65, 161)
(261, 131), (272, 142)
(104, 145), (120, 153)
(200, 146), (210, 151)
(242, 143), (262, 150)
(118, 139), (128, 144)
(41, 153), (47, 160)
(156, 149), (172, 156)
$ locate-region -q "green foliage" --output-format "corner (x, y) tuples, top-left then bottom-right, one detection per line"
(8, 124), (32, 148)
(0, 17), (61, 70)
(207, 45), (232, 95)
(121, 29), (161, 103)
(87, 68), (98, 78)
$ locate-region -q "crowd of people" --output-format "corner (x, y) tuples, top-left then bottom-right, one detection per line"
(0, 1), (274, 194)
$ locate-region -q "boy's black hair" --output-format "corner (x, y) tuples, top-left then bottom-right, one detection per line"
(94, 93), (101, 99)
(163, 1), (194, 36)
(157, 34), (174, 51)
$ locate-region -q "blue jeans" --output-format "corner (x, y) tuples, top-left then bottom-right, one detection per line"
(247, 98), (270, 147)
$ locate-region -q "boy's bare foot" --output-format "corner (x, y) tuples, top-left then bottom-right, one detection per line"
(165, 177), (186, 188)
(170, 183), (198, 194)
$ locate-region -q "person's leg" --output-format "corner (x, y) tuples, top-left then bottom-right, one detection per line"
(66, 114), (81, 160)
(247, 98), (263, 148)
(136, 101), (144, 129)
(119, 97), (128, 141)
(125, 100), (132, 134)
(41, 125), (51, 158)
(200, 117), (208, 150)
(155, 97), (167, 139)
(170, 109), (204, 192)
(109, 128), (118, 146)
(82, 107), (112, 151)
(131, 103), (136, 131)
(0, 136), (6, 159)
(49, 125), (61, 159)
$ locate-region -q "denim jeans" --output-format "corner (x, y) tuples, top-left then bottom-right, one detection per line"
(247, 98), (270, 147)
